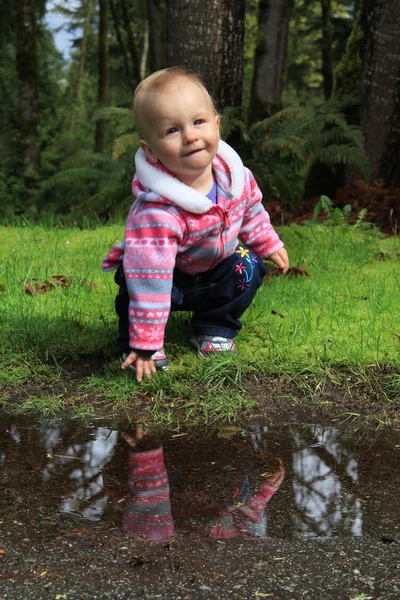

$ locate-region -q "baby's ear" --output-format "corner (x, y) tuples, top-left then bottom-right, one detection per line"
(140, 140), (158, 163)
(215, 115), (221, 138)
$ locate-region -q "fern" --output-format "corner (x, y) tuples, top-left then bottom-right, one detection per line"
(313, 194), (368, 227)
(225, 95), (371, 208)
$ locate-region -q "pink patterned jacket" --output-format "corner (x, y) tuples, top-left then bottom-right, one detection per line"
(102, 140), (284, 352)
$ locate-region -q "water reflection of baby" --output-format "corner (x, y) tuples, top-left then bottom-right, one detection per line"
(120, 428), (175, 542)
(109, 425), (284, 542)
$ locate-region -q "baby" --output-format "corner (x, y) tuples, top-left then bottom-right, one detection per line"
(103, 67), (289, 381)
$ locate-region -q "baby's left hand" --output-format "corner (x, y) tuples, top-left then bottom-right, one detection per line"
(269, 248), (289, 275)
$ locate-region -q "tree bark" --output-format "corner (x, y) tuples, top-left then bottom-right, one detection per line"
(140, 18), (149, 80)
(120, 0), (141, 85)
(166, 0), (245, 111)
(15, 0), (41, 187)
(109, 0), (136, 90)
(147, 0), (166, 72)
(75, 0), (94, 106)
(358, 0), (400, 185)
(321, 0), (333, 100)
(94, 0), (108, 153)
(251, 0), (294, 120)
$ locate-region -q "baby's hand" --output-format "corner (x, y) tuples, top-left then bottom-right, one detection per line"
(121, 351), (156, 382)
(266, 460), (285, 488)
(121, 423), (148, 447)
(269, 248), (289, 275)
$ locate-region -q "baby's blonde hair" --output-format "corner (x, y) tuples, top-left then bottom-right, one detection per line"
(133, 66), (219, 138)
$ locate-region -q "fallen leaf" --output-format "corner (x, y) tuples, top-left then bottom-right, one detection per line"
(287, 265), (310, 277)
(0, 549), (6, 555)
(24, 275), (96, 295)
(217, 426), (239, 440)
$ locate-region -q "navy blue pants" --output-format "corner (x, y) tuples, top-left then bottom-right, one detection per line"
(114, 246), (268, 354)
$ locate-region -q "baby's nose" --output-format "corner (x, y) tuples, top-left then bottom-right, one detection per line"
(183, 127), (198, 143)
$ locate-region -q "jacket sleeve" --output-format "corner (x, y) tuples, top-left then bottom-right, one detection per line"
(123, 202), (183, 352)
(239, 168), (284, 259)
(102, 241), (124, 272)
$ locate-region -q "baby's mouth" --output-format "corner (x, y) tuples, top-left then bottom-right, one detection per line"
(185, 148), (203, 156)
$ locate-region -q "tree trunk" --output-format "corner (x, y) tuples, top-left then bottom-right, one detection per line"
(140, 18), (149, 80)
(75, 0), (94, 106)
(321, 0), (333, 100)
(251, 0), (294, 120)
(94, 0), (109, 153)
(358, 0), (400, 185)
(15, 0), (41, 187)
(147, 0), (166, 72)
(166, 0), (245, 111)
(120, 0), (141, 85)
(109, 0), (136, 90)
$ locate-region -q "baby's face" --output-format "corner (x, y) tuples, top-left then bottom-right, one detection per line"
(139, 78), (220, 187)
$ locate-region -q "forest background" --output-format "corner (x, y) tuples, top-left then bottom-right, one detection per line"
(1, 0), (399, 228)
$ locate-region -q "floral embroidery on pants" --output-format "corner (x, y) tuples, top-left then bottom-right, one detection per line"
(235, 246), (258, 292)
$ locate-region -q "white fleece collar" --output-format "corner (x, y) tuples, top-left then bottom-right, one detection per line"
(134, 140), (245, 214)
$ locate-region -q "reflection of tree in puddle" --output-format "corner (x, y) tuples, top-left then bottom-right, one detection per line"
(291, 426), (362, 538)
(0, 420), (118, 523)
(41, 425), (118, 520)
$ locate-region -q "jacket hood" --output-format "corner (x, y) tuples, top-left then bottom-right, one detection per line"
(133, 140), (245, 214)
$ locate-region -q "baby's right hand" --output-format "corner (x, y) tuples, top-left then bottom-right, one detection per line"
(121, 351), (157, 382)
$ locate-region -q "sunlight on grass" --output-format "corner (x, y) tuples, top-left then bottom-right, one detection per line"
(0, 222), (399, 418)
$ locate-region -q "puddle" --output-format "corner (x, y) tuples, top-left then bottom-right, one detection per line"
(1, 418), (400, 543)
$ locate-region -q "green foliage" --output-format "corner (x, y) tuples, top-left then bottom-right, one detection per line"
(42, 107), (139, 221)
(226, 95), (370, 207)
(312, 194), (368, 227)
(284, 0), (357, 104)
(333, 7), (363, 97)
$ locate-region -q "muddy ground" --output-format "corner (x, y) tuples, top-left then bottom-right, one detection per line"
(1, 357), (399, 428)
(1, 528), (400, 600)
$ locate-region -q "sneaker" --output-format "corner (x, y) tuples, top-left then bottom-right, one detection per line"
(121, 349), (169, 372)
(191, 335), (236, 359)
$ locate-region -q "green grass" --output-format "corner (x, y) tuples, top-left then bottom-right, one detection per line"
(0, 220), (399, 422)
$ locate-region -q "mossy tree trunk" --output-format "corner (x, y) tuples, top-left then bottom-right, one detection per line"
(358, 0), (400, 185)
(166, 0), (245, 111)
(251, 0), (294, 120)
(94, 0), (108, 154)
(15, 0), (41, 188)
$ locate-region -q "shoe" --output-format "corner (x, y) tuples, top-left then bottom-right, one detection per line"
(121, 349), (169, 372)
(191, 335), (236, 359)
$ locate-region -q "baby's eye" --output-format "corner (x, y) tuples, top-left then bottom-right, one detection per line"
(167, 127), (178, 135)
(194, 119), (204, 125)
